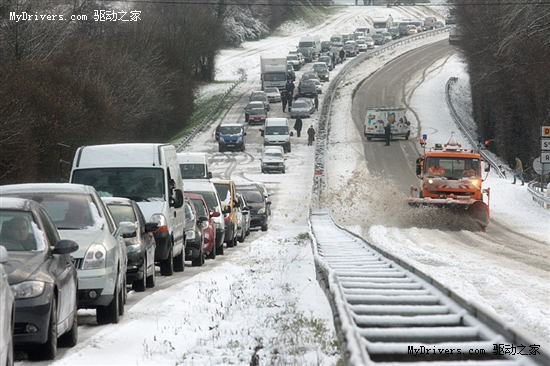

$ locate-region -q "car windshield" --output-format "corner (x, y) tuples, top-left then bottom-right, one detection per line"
(250, 108), (265, 115)
(251, 95), (267, 101)
(425, 157), (481, 180)
(293, 101), (308, 108)
(107, 204), (136, 226)
(265, 126), (289, 135)
(213, 183), (231, 204)
(265, 151), (283, 159)
(287, 55), (297, 60)
(190, 199), (207, 217)
(218, 126), (243, 135)
(72, 168), (165, 201)
(265, 88), (278, 94)
(7, 193), (101, 230)
(180, 163), (206, 179)
(0, 211), (40, 251)
(187, 191), (219, 212)
(240, 191), (263, 203)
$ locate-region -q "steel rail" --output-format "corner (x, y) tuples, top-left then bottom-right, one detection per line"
(308, 209), (549, 366)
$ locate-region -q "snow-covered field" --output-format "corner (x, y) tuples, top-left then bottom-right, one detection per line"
(37, 4), (549, 366)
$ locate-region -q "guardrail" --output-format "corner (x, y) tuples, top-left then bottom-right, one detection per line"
(175, 69), (246, 152)
(445, 77), (550, 208)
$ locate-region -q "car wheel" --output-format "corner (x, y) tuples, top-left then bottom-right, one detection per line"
(160, 245), (174, 276)
(232, 233), (238, 247)
(192, 239), (205, 267)
(133, 258), (146, 292)
(173, 246), (185, 272)
(219, 146), (224, 153)
(28, 297), (57, 360)
(58, 298), (78, 348)
(238, 229), (245, 243)
(261, 223), (268, 232)
(146, 257), (156, 288)
(217, 241), (224, 255)
(226, 233), (234, 248)
(405, 130), (411, 140)
(282, 168), (286, 174)
(207, 242), (216, 260)
(96, 282), (120, 325)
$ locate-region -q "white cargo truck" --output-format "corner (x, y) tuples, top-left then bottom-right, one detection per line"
(260, 56), (287, 90)
(363, 107), (411, 141)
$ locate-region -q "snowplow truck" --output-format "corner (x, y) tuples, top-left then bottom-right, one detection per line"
(364, 107), (411, 141)
(408, 133), (491, 231)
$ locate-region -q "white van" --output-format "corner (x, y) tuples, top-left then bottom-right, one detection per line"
(70, 143), (186, 276)
(260, 117), (292, 153)
(298, 35), (321, 58)
(177, 152), (212, 179)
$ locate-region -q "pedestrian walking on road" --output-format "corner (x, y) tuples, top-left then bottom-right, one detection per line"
(307, 125), (315, 146)
(384, 121), (392, 146)
(286, 91), (293, 110)
(512, 157), (525, 185)
(314, 94), (319, 111)
(281, 90), (288, 112)
(294, 118), (303, 137)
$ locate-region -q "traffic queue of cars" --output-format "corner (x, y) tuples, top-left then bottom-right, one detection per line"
(0, 147), (272, 362)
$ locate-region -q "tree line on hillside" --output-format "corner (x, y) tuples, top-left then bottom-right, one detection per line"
(451, 1), (550, 177)
(0, 0), (301, 184)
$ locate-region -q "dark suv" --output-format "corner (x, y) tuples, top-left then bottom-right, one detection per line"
(236, 184), (271, 231)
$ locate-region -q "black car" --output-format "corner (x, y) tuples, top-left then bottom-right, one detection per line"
(0, 197), (79, 361)
(102, 197), (157, 292)
(236, 185), (271, 231)
(184, 198), (207, 267)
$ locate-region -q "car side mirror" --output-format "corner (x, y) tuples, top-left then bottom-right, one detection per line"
(484, 164), (490, 172)
(244, 132), (247, 136)
(171, 188), (184, 208)
(260, 129), (264, 137)
(207, 172), (213, 179)
(115, 221), (136, 238)
(52, 239), (79, 255)
(210, 211), (221, 218)
(266, 201), (272, 205)
(290, 131), (294, 137)
(223, 206), (231, 214)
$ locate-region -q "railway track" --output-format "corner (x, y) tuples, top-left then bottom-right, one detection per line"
(309, 209), (549, 366)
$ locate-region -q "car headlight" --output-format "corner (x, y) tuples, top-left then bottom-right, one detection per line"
(186, 230), (196, 240)
(11, 281), (45, 299)
(83, 243), (106, 269)
(285, 137), (290, 143)
(237, 137), (242, 143)
(258, 208), (265, 214)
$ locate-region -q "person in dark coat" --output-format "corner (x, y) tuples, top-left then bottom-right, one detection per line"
(281, 90), (288, 112)
(286, 90), (293, 110)
(339, 48), (345, 62)
(307, 125), (315, 146)
(384, 121), (392, 146)
(314, 94), (319, 111)
(285, 80), (295, 95)
(293, 118), (303, 137)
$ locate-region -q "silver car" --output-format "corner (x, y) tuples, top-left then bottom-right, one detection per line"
(0, 183), (134, 325)
(290, 100), (311, 119)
